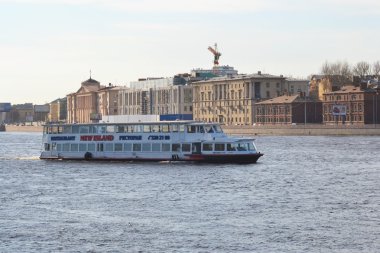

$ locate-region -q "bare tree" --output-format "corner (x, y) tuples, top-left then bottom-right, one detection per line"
(352, 61), (371, 77)
(373, 61), (380, 77)
(320, 60), (352, 85)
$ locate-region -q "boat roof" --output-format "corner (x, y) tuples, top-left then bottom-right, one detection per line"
(43, 121), (220, 127)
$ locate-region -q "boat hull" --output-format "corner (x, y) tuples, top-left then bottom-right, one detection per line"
(40, 152), (263, 164)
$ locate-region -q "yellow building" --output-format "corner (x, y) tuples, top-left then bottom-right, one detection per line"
(192, 72), (286, 125)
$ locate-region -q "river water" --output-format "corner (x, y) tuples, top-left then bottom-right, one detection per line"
(0, 132), (379, 252)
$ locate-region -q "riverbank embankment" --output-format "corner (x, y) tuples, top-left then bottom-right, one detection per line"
(223, 124), (380, 136)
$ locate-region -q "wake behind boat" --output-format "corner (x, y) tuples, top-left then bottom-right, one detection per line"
(40, 121), (263, 164)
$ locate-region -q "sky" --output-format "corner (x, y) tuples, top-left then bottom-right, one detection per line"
(0, 0), (379, 104)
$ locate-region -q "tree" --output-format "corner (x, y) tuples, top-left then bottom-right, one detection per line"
(320, 60), (352, 86)
(352, 61), (371, 78)
(373, 61), (380, 77)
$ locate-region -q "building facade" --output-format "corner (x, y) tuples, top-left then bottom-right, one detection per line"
(322, 85), (380, 125)
(192, 72), (286, 125)
(255, 94), (322, 125)
(66, 78), (103, 123)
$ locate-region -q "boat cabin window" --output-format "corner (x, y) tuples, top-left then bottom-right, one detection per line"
(133, 143), (142, 152)
(124, 143), (132, 151)
(97, 143), (104, 152)
(152, 143), (161, 152)
(71, 144), (78, 152)
(114, 143), (123, 152)
(44, 143), (50, 151)
(105, 143), (113, 152)
(79, 126), (90, 133)
(213, 125), (223, 133)
(161, 124), (169, 133)
(151, 125), (159, 132)
(72, 125), (79, 134)
(227, 143), (251, 152)
(170, 124), (178, 132)
(106, 126), (115, 133)
(142, 143), (152, 152)
(187, 125), (196, 133)
(143, 125), (151, 133)
(63, 143), (70, 152)
(162, 143), (171, 152)
(182, 144), (191, 152)
(214, 143), (225, 151)
(172, 143), (181, 152)
(79, 144), (86, 152)
(204, 125), (214, 133)
(63, 126), (71, 133)
(88, 144), (95, 151)
(202, 143), (213, 151)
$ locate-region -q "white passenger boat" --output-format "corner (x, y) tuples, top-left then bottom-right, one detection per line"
(40, 121), (263, 163)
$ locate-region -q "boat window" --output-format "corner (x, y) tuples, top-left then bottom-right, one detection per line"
(52, 126), (58, 134)
(72, 125), (79, 134)
(143, 125), (151, 133)
(142, 143), (152, 152)
(97, 143), (104, 152)
(227, 143), (235, 151)
(215, 143), (225, 151)
(79, 126), (89, 133)
(162, 143), (171, 152)
(172, 143), (181, 152)
(151, 125), (159, 132)
(187, 125), (196, 133)
(106, 125), (115, 133)
(88, 144), (95, 151)
(134, 125), (143, 133)
(57, 126), (63, 134)
(114, 143), (123, 152)
(182, 143), (191, 152)
(202, 143), (213, 151)
(213, 125), (223, 133)
(170, 124), (178, 132)
(161, 124), (169, 133)
(70, 144), (78, 152)
(79, 144), (87, 152)
(204, 125), (214, 133)
(98, 125), (107, 133)
(179, 125), (185, 132)
(57, 144), (62, 152)
(152, 143), (161, 152)
(63, 126), (71, 133)
(52, 143), (57, 151)
(124, 143), (132, 151)
(63, 143), (70, 152)
(44, 143), (50, 151)
(117, 125), (125, 133)
(197, 126), (205, 133)
(105, 143), (113, 151)
(125, 125), (133, 133)
(248, 142), (256, 151)
(89, 125), (97, 133)
(133, 143), (142, 152)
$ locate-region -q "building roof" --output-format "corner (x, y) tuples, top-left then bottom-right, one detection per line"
(323, 85), (364, 95)
(81, 77), (100, 85)
(255, 95), (299, 105)
(193, 72), (285, 84)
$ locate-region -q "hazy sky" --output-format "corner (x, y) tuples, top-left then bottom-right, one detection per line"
(1, 0), (379, 104)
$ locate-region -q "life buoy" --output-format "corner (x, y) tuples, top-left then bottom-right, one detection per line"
(84, 152), (92, 160)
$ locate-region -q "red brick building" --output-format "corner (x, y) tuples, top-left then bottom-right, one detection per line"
(255, 94), (322, 125)
(322, 85), (380, 125)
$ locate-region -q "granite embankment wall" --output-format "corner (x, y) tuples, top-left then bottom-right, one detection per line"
(4, 125), (43, 132)
(223, 124), (380, 136)
(3, 124), (380, 136)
